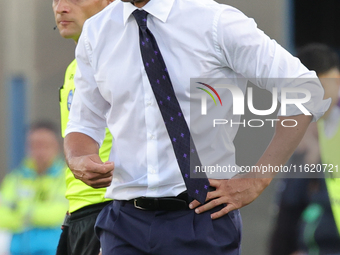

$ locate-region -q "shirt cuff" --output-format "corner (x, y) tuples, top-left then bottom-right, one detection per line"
(65, 121), (105, 147)
(278, 98), (331, 122)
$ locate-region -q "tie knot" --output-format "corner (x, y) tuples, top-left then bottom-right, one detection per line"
(132, 9), (148, 28)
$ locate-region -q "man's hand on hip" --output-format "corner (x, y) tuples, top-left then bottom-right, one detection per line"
(189, 176), (270, 219)
(189, 115), (313, 219)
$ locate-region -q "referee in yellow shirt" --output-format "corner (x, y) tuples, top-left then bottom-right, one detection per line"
(53, 0), (114, 254)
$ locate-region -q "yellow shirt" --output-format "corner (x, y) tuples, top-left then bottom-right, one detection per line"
(59, 59), (112, 213)
(318, 119), (340, 235)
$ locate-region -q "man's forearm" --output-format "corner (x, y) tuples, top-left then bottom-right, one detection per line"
(254, 114), (313, 181)
(64, 132), (100, 167)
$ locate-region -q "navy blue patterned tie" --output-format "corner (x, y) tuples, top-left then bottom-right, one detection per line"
(133, 10), (209, 204)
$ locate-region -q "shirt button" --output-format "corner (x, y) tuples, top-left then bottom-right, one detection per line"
(149, 167), (156, 174)
(150, 135), (155, 140)
(146, 100), (152, 106)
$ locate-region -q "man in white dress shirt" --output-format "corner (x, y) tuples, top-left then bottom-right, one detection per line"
(64, 0), (330, 254)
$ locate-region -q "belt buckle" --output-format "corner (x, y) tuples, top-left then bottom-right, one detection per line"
(133, 198), (147, 210)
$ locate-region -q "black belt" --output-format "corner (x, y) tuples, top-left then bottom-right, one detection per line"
(124, 187), (216, 211)
(125, 192), (190, 211)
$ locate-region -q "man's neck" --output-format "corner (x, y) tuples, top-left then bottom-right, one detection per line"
(131, 0), (150, 8)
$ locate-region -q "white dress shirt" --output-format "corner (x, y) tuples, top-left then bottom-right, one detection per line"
(66, 0), (330, 200)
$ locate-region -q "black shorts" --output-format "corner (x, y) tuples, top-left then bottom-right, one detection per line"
(56, 201), (112, 255)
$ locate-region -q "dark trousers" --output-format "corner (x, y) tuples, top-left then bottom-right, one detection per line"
(56, 201), (111, 255)
(95, 200), (242, 255)
(67, 209), (101, 255)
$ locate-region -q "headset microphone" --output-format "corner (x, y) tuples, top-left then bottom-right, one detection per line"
(53, 26), (57, 30)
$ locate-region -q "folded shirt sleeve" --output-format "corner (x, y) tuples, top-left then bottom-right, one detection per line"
(65, 22), (108, 146)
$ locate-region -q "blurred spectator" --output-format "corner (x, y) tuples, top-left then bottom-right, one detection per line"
(269, 43), (340, 255)
(0, 121), (68, 255)
(0, 230), (11, 255)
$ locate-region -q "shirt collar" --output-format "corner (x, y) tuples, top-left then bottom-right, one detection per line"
(123, 0), (175, 26)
